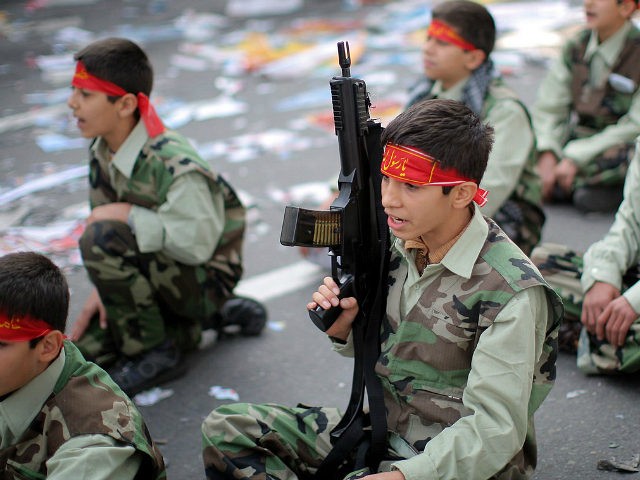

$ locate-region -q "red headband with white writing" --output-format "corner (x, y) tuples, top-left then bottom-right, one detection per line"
(427, 19), (477, 51)
(0, 312), (55, 342)
(381, 143), (489, 206)
(71, 61), (165, 138)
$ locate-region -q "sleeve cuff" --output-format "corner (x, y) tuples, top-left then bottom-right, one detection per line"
(535, 143), (562, 160)
(623, 282), (640, 314)
(392, 451), (438, 480)
(331, 331), (354, 356)
(581, 264), (623, 293)
(129, 205), (164, 253)
(562, 143), (594, 166)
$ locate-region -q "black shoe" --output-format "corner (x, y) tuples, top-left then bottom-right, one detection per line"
(550, 184), (572, 204)
(108, 341), (187, 397)
(573, 186), (623, 213)
(221, 296), (268, 336)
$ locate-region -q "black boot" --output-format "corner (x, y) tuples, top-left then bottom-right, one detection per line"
(108, 340), (187, 396)
(573, 186), (624, 213)
(220, 296), (268, 336)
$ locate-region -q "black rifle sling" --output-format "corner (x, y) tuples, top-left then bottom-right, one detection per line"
(313, 122), (389, 478)
(312, 302), (367, 478)
(363, 121), (389, 470)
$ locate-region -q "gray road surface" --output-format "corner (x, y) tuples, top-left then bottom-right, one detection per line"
(0, 0), (638, 479)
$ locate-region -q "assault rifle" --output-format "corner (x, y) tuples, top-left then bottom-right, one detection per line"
(280, 41), (390, 476)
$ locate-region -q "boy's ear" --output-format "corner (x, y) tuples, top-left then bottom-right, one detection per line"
(37, 331), (64, 363)
(117, 92), (139, 118)
(464, 49), (487, 71)
(451, 182), (478, 208)
(619, 0), (636, 18)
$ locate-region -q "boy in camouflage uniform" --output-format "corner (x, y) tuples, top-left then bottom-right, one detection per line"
(67, 38), (266, 396)
(532, 0), (640, 213)
(406, 0), (544, 255)
(201, 100), (563, 480)
(532, 137), (640, 374)
(0, 252), (165, 479)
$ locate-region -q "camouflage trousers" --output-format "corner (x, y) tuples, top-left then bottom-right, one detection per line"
(201, 403), (407, 480)
(493, 199), (545, 256)
(76, 220), (228, 365)
(573, 143), (634, 190)
(531, 243), (640, 374)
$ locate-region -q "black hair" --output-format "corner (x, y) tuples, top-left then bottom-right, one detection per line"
(381, 98), (494, 185)
(0, 252), (69, 336)
(74, 37), (154, 99)
(432, 0), (496, 56)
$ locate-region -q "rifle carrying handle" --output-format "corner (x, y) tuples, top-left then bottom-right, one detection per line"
(309, 275), (355, 332)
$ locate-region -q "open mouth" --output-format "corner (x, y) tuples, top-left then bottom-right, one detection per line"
(388, 215), (407, 226)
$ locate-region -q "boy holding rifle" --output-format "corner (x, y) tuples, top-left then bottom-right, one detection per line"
(201, 99), (563, 480)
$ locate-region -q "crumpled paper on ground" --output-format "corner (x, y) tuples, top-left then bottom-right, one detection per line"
(597, 453), (640, 473)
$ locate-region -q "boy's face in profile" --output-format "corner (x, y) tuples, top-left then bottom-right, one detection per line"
(584, 0), (635, 41)
(381, 175), (455, 242)
(421, 32), (484, 89)
(0, 340), (43, 396)
(67, 87), (123, 141)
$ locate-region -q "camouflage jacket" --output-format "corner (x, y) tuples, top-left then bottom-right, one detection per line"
(0, 341), (166, 480)
(567, 25), (640, 135)
(379, 215), (563, 479)
(89, 127), (246, 293)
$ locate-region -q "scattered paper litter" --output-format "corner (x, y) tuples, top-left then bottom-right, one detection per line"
(134, 387), (175, 406)
(208, 385), (240, 401)
(566, 389), (587, 399)
(597, 454), (640, 473)
(267, 320), (286, 332)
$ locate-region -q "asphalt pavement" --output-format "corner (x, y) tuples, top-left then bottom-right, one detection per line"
(0, 0), (638, 479)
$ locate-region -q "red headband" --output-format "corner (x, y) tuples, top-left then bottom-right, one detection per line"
(427, 19), (477, 51)
(71, 61), (165, 138)
(381, 143), (488, 206)
(0, 312), (54, 342)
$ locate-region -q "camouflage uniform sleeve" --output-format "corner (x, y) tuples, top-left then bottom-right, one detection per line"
(130, 172), (225, 265)
(45, 434), (142, 480)
(392, 287), (548, 480)
(582, 142), (640, 312)
(531, 42), (574, 159)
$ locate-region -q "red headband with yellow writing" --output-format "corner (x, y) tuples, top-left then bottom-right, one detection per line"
(427, 19), (477, 51)
(0, 312), (55, 342)
(381, 143), (489, 206)
(71, 61), (165, 138)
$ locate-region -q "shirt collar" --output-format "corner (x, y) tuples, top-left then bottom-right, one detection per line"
(0, 347), (65, 441)
(90, 121), (148, 179)
(440, 204), (487, 278)
(585, 21), (631, 66)
(393, 204), (487, 279)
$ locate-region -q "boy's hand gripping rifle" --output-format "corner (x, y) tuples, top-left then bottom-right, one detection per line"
(280, 41), (390, 474)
